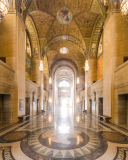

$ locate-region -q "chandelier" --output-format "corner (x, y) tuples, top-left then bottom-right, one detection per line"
(39, 60), (43, 71)
(0, 0), (9, 22)
(85, 60), (89, 71)
(121, 0), (128, 20)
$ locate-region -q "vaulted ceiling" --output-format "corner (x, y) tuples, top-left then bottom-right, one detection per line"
(24, 0), (105, 73)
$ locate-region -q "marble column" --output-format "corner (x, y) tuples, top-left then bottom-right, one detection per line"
(40, 65), (44, 111)
(85, 71), (88, 111)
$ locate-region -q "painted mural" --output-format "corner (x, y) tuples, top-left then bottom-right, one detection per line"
(98, 54), (103, 80)
(57, 7), (72, 24)
(98, 36), (103, 57)
(91, 43), (96, 57)
(26, 36), (31, 80)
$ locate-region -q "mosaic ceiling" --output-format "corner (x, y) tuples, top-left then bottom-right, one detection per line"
(56, 68), (73, 82)
(24, 0), (106, 70)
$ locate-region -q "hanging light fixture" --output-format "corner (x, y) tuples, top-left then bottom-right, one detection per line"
(39, 47), (44, 71)
(77, 77), (80, 84)
(0, 0), (9, 22)
(121, 0), (128, 20)
(85, 60), (89, 71)
(39, 60), (43, 71)
(49, 77), (52, 84)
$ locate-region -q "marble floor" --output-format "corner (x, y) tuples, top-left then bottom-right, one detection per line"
(0, 107), (128, 160)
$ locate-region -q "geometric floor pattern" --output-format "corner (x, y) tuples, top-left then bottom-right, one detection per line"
(23, 127), (101, 159)
(0, 107), (128, 160)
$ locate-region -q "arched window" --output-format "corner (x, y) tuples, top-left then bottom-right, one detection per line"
(59, 80), (70, 87)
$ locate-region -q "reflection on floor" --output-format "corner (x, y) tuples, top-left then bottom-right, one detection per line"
(0, 107), (128, 160)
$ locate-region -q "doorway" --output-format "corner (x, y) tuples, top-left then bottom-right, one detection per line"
(0, 94), (11, 124)
(89, 99), (92, 114)
(37, 99), (39, 114)
(98, 98), (103, 116)
(26, 98), (30, 115)
(54, 67), (75, 110)
(58, 80), (71, 108)
(118, 94), (128, 124)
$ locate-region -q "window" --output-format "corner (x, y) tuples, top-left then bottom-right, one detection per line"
(59, 80), (70, 87)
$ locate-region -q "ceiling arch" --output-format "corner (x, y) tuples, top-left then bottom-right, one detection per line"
(55, 67), (74, 83)
(29, 11), (54, 38)
(23, 0), (107, 71)
(45, 35), (85, 53)
(46, 19), (83, 42)
(36, 0), (93, 17)
(50, 59), (79, 77)
(25, 15), (40, 58)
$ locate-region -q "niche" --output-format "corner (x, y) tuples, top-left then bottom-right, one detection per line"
(0, 94), (11, 124)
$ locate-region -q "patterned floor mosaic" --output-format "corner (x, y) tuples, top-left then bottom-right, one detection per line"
(0, 107), (128, 160)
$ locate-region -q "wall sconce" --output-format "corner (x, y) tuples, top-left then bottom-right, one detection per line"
(49, 98), (52, 103)
(85, 60), (89, 71)
(0, 0), (9, 23)
(39, 60), (43, 71)
(77, 98), (79, 103)
(77, 116), (80, 122)
(77, 77), (80, 84)
(49, 77), (52, 84)
(121, 0), (128, 20)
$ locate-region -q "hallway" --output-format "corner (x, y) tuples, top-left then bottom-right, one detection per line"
(0, 107), (128, 160)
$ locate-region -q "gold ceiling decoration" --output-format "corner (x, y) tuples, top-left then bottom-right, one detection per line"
(57, 6), (72, 25)
(60, 47), (69, 54)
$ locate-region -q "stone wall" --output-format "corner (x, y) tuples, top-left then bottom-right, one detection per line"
(88, 78), (103, 116)
(114, 61), (128, 124)
(25, 78), (40, 116)
(0, 60), (15, 123)
(25, 78), (49, 116)
(103, 11), (128, 120)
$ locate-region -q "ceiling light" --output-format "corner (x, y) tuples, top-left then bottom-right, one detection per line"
(39, 60), (43, 71)
(49, 77), (52, 84)
(77, 77), (80, 84)
(60, 47), (69, 54)
(85, 60), (89, 72)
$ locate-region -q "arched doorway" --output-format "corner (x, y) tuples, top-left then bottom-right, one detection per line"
(58, 80), (71, 108)
(53, 67), (75, 111)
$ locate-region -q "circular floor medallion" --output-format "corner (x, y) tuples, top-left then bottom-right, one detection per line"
(102, 132), (125, 142)
(3, 132), (27, 141)
(38, 128), (89, 150)
(21, 126), (107, 159)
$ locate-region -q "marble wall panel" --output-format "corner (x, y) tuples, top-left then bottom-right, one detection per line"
(114, 61), (128, 124)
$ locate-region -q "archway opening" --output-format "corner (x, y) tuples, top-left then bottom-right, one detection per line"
(53, 67), (75, 110)
(58, 80), (71, 108)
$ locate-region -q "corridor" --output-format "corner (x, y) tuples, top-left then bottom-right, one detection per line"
(0, 107), (128, 160)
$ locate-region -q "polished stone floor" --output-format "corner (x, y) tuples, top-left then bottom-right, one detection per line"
(0, 107), (128, 160)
